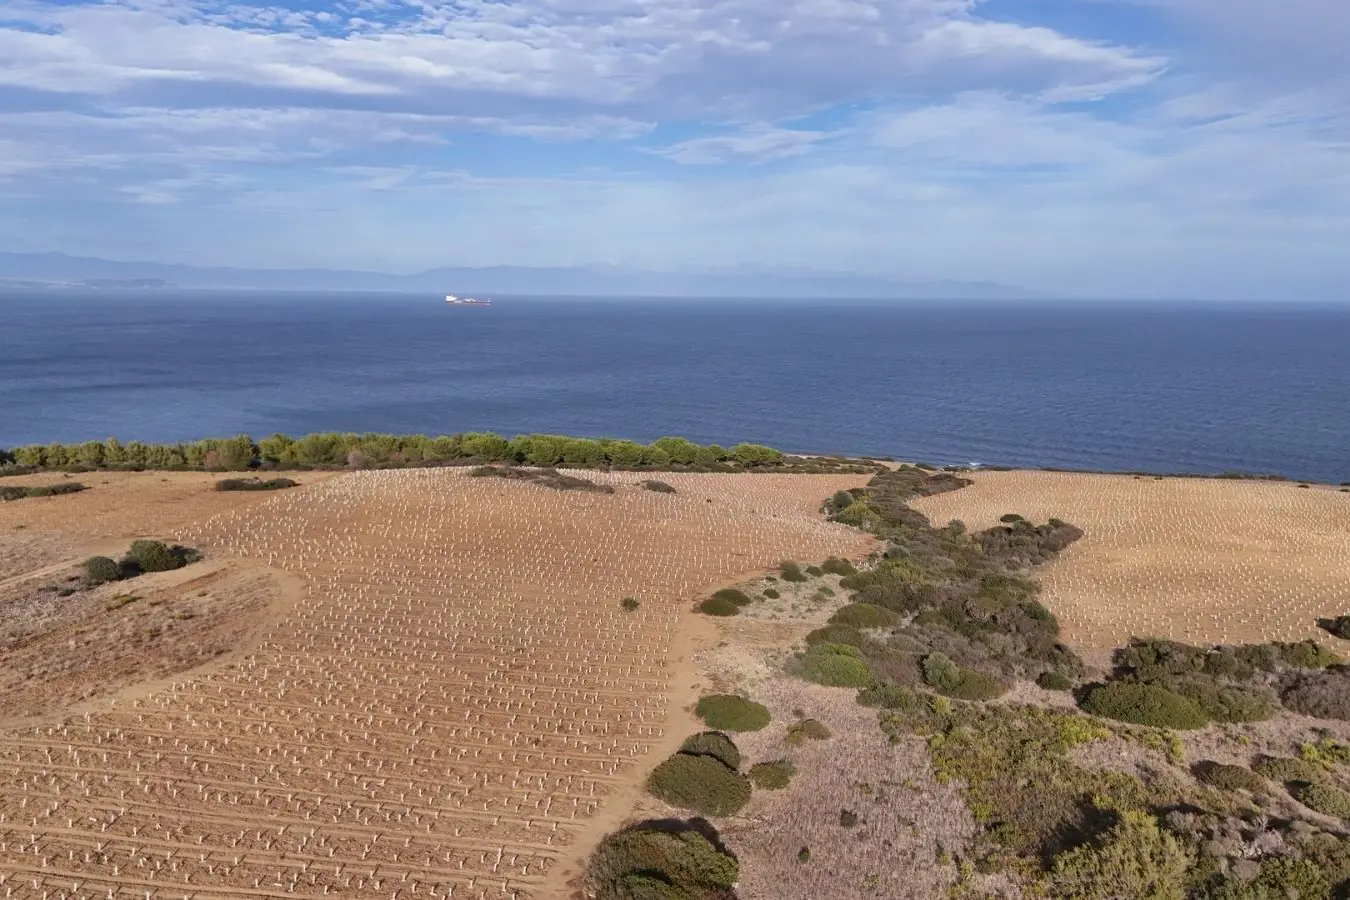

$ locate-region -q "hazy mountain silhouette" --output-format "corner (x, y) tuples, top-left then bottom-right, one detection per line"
(0, 252), (1053, 299)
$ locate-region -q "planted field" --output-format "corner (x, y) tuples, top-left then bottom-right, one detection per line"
(911, 471), (1350, 649)
(0, 469), (873, 899)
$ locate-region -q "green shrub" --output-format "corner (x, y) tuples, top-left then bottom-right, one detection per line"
(1, 482), (87, 501)
(695, 596), (740, 617)
(785, 718), (831, 746)
(820, 557), (857, 576)
(857, 681), (921, 710)
(641, 480), (677, 494)
(943, 668), (1007, 701)
(1079, 682), (1210, 730)
(921, 652), (962, 692)
(1048, 812), (1192, 900)
(710, 588), (752, 607)
(1277, 640), (1340, 669)
(215, 477), (298, 491)
(679, 732), (741, 771)
(762, 588), (780, 600)
(1037, 671), (1074, 691)
(83, 556), (121, 586)
(585, 819), (739, 900)
(620, 597), (641, 611)
(805, 565), (824, 578)
(804, 624), (863, 647)
(1251, 755), (1324, 785)
(748, 760), (795, 789)
(828, 603), (897, 629)
(695, 695), (771, 732)
(126, 539), (184, 573)
(800, 643), (873, 688)
(1292, 782), (1350, 819)
(1191, 761), (1267, 793)
(647, 753), (752, 816)
(1166, 678), (1279, 724)
(780, 562), (808, 583)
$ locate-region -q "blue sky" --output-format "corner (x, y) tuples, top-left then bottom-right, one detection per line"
(0, 0), (1347, 298)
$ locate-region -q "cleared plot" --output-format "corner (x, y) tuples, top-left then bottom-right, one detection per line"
(911, 471), (1350, 649)
(0, 469), (872, 900)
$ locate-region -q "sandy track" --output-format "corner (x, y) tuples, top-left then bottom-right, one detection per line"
(0, 469), (873, 900)
(911, 471), (1350, 649)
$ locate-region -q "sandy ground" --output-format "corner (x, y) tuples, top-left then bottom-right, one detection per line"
(0, 468), (874, 900)
(911, 471), (1350, 649)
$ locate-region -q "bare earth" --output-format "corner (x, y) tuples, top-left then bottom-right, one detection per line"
(911, 471), (1350, 649)
(0, 469), (873, 900)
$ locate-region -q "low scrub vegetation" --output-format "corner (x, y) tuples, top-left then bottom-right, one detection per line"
(1191, 761), (1267, 794)
(680, 732), (742, 770)
(641, 479), (678, 493)
(748, 760), (795, 790)
(215, 476), (299, 491)
(468, 465), (616, 493)
(797, 643), (874, 688)
(584, 819), (740, 900)
(81, 539), (201, 588)
(1078, 682), (1211, 730)
(0, 482), (86, 501)
(648, 752), (752, 817)
(784, 718), (831, 746)
(694, 695), (771, 732)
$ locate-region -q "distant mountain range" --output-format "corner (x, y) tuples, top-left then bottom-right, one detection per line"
(0, 252), (1052, 300)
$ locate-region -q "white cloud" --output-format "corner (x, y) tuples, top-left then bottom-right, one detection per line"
(655, 125), (829, 164)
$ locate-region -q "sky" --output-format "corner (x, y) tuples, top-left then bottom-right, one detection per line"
(0, 0), (1347, 299)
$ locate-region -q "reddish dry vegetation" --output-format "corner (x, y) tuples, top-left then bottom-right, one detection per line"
(912, 470), (1350, 649)
(0, 469), (872, 900)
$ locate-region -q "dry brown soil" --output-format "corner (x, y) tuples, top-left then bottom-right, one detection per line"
(0, 469), (873, 900)
(911, 471), (1350, 649)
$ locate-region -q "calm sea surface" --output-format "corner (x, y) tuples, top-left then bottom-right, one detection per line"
(1, 291), (1347, 483)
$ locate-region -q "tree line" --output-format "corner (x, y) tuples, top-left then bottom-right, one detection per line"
(0, 432), (787, 472)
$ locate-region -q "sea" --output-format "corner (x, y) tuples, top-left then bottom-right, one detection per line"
(1, 290), (1347, 484)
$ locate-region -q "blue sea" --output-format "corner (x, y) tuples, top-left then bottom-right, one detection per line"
(1, 291), (1347, 483)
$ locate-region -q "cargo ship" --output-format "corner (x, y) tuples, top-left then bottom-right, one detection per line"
(445, 294), (491, 306)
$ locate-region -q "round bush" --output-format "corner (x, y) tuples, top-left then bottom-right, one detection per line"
(695, 695), (771, 732)
(1037, 671), (1074, 692)
(805, 565), (824, 578)
(1292, 782), (1350, 819)
(762, 588), (780, 600)
(1251, 755), (1324, 785)
(921, 653), (962, 692)
(647, 753), (752, 816)
(620, 597), (641, 611)
(585, 819), (739, 900)
(83, 556), (121, 585)
(780, 562), (808, 583)
(801, 644), (873, 688)
(1079, 682), (1210, 730)
(127, 539), (183, 573)
(820, 557), (857, 576)
(748, 760), (796, 789)
(943, 668), (1007, 702)
(828, 603), (897, 629)
(1192, 761), (1267, 793)
(696, 595), (741, 617)
(710, 588), (753, 607)
(785, 718), (831, 746)
(679, 732), (742, 770)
